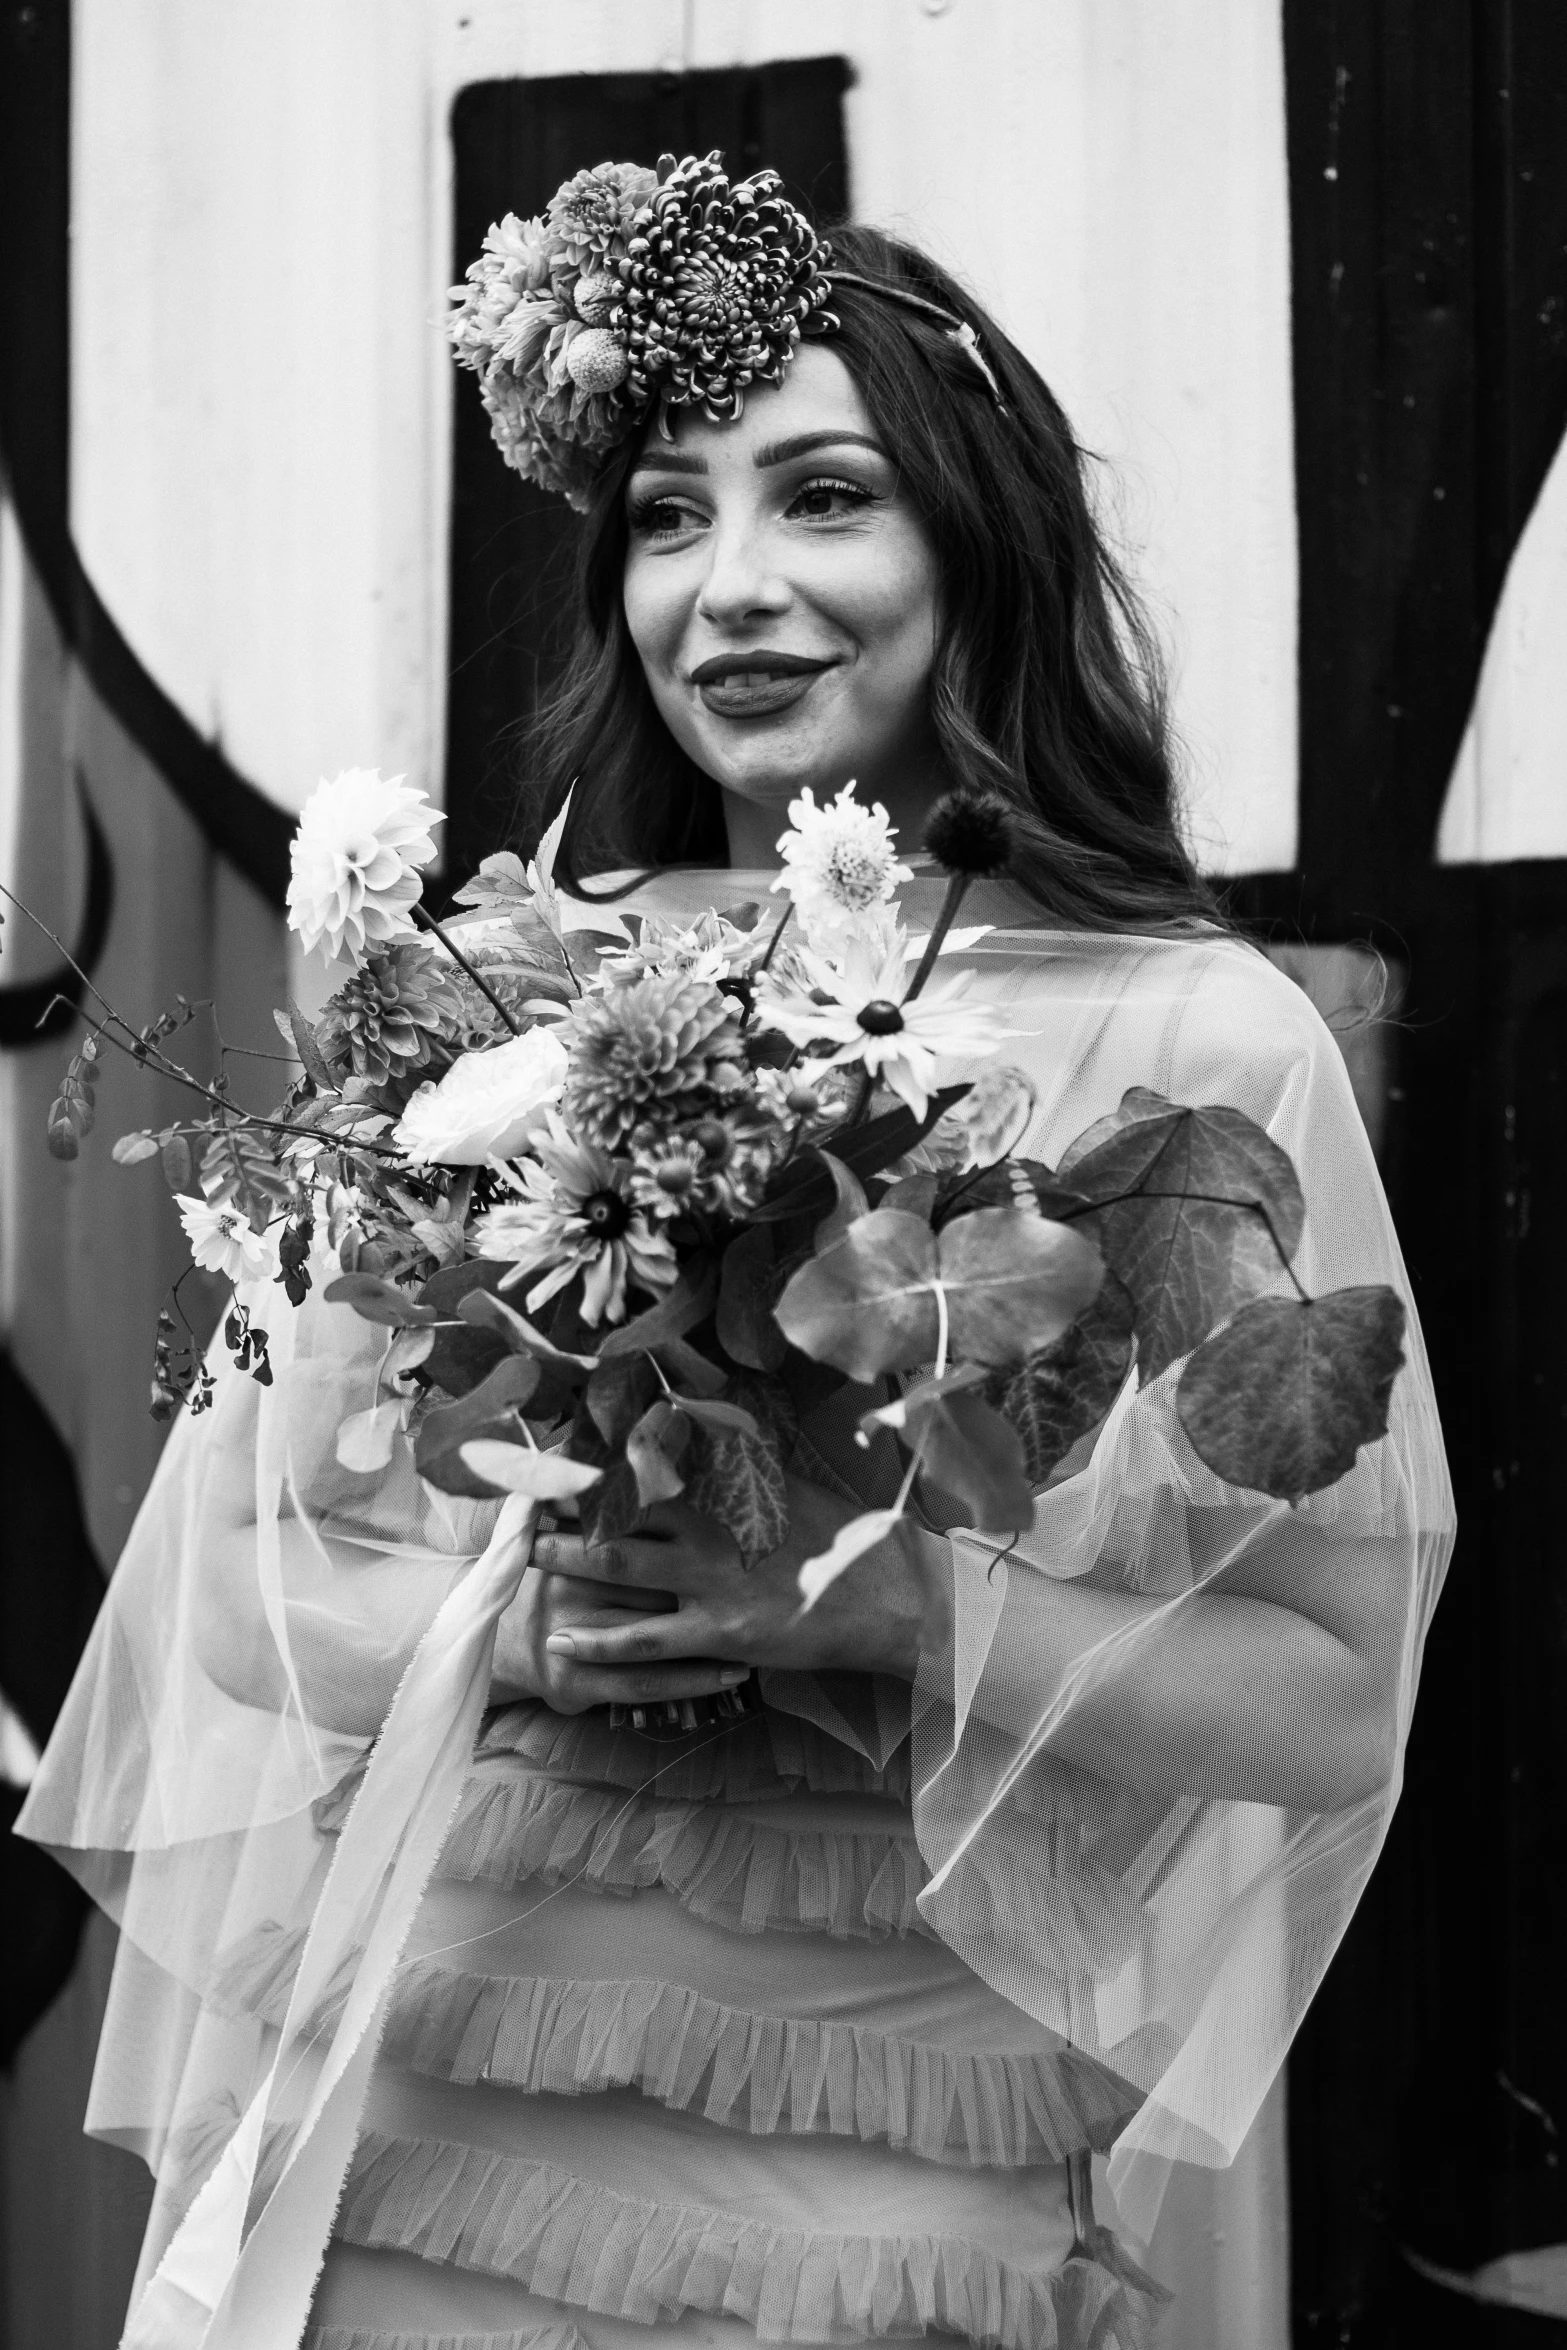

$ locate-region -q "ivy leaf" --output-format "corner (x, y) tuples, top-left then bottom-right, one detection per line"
(1062, 1090), (1306, 1381)
(716, 1225), (786, 1372)
(1175, 1284), (1406, 1503)
(324, 1272), (440, 1328)
(989, 1273), (1137, 1486)
(682, 1371), (795, 1567)
(413, 1354), (540, 1496)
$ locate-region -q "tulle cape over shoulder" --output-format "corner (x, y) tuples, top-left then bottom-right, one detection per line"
(18, 887), (1453, 2332)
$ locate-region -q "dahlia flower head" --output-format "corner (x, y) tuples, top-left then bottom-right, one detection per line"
(286, 770), (443, 965)
(448, 151), (836, 510)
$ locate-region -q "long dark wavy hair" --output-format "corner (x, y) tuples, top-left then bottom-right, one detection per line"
(523, 221), (1222, 930)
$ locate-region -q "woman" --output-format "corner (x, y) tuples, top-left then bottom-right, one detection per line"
(21, 158), (1452, 2350)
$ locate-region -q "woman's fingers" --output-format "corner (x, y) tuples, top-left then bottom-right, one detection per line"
(545, 1609), (724, 1667)
(532, 1530), (687, 1590)
(548, 1656), (751, 1710)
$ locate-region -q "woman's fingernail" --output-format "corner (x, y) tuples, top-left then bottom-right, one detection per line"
(719, 1667), (750, 1685)
(545, 1634), (577, 1657)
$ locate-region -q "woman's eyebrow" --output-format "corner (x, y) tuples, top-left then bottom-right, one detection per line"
(629, 448), (708, 476)
(752, 430), (887, 468)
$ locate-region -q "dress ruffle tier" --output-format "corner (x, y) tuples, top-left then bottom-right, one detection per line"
(281, 1697), (1163, 2348)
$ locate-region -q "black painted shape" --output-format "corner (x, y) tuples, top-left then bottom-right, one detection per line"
(442, 60), (851, 891)
(0, 0), (293, 908)
(0, 1349), (104, 2060)
(1275, 9), (1567, 2346)
(0, 775), (114, 1046)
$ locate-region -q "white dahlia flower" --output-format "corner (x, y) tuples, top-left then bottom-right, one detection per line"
(771, 781), (913, 954)
(393, 1028), (568, 1166)
(176, 1197), (278, 1285)
(287, 769), (443, 964)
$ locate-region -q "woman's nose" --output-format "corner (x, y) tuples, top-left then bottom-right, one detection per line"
(694, 515), (792, 629)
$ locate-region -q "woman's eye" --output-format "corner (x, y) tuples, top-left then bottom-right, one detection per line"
(786, 475), (876, 522)
(628, 495), (706, 539)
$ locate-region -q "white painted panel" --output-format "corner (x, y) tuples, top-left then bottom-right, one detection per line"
(73, 0), (1297, 873)
(1436, 423), (1567, 863)
(72, 0), (451, 812)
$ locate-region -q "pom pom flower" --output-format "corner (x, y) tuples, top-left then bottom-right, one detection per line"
(923, 786), (1015, 878)
(286, 770), (443, 965)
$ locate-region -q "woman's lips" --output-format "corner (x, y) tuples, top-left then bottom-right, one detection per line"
(690, 654), (835, 720)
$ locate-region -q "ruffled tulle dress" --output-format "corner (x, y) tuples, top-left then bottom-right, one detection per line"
(287, 1687), (1162, 2350)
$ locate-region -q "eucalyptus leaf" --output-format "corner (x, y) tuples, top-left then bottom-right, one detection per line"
(716, 1225), (786, 1372)
(414, 1354), (541, 1495)
(1175, 1284), (1406, 1504)
(915, 1392), (1037, 1533)
(939, 1209), (1104, 1368)
(460, 1440), (604, 1501)
(775, 1210), (941, 1379)
(798, 1506), (904, 1610)
(323, 1272), (440, 1329)
(334, 1401), (407, 1473)
(597, 1258), (718, 1360)
(625, 1399), (691, 1506)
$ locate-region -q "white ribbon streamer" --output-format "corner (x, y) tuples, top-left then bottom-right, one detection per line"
(122, 1491), (538, 2349)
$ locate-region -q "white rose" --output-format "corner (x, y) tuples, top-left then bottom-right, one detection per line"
(393, 1028), (568, 1165)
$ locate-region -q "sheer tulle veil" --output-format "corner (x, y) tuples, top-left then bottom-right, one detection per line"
(19, 880), (1453, 2336)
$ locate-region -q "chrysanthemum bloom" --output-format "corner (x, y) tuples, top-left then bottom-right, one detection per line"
(286, 770), (443, 964)
(562, 972), (746, 1150)
(545, 161), (658, 269)
(176, 1197), (277, 1285)
(471, 1116), (677, 1325)
(771, 781), (913, 955)
(314, 945), (465, 1083)
(758, 926), (1009, 1117)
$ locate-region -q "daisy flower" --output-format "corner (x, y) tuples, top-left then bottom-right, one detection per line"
(287, 770), (443, 965)
(757, 924), (1009, 1118)
(471, 1115), (677, 1325)
(771, 782), (913, 954)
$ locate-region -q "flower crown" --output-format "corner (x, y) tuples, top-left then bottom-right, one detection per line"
(448, 151), (836, 510)
(448, 150), (1004, 510)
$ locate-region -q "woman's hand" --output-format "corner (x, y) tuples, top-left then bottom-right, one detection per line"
(528, 1475), (949, 1685)
(489, 1562), (754, 1715)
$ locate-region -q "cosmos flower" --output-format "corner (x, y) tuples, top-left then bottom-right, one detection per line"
(471, 1115), (677, 1326)
(757, 924), (1009, 1118)
(393, 1027), (568, 1165)
(287, 770), (443, 964)
(176, 1197), (278, 1285)
(771, 781), (913, 955)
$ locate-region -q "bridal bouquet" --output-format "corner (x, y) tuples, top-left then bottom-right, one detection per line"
(24, 772), (1407, 1601)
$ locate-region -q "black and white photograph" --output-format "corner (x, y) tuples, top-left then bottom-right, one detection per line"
(0, 5), (1561, 2346)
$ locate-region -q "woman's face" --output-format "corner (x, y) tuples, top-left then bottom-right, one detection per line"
(621, 342), (943, 858)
